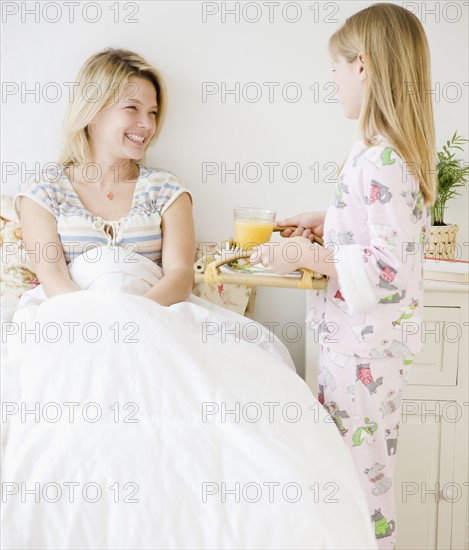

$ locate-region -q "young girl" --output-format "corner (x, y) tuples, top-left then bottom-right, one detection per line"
(250, 4), (435, 549)
(15, 48), (195, 307)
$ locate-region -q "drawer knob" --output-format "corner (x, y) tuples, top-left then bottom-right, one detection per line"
(440, 485), (456, 502)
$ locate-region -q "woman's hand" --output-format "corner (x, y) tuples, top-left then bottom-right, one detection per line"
(249, 237), (312, 275)
(144, 193), (195, 307)
(276, 211), (326, 241)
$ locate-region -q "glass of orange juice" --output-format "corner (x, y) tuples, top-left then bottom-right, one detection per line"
(234, 207), (277, 251)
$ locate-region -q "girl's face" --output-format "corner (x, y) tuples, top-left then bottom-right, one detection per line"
(87, 76), (158, 163)
(331, 53), (365, 119)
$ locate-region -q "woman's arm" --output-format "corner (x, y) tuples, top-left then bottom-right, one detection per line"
(143, 193), (195, 306)
(18, 197), (80, 298)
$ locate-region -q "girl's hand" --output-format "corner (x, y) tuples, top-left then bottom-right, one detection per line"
(276, 212), (326, 240)
(249, 237), (311, 275)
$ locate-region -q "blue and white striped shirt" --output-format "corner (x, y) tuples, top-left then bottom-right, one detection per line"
(14, 165), (192, 266)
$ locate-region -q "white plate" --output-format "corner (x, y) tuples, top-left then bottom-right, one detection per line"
(218, 258), (301, 278)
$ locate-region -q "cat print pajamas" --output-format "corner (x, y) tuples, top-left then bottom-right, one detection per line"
(308, 135), (430, 549)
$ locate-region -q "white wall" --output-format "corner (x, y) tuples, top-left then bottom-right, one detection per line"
(2, 1), (468, 377)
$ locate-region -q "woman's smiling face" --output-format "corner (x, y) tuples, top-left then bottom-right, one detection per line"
(87, 76), (158, 163)
(331, 53), (366, 119)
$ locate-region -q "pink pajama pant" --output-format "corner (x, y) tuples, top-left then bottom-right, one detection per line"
(318, 345), (412, 550)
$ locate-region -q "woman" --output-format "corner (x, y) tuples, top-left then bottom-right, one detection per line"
(2, 48), (378, 550)
(15, 48), (195, 307)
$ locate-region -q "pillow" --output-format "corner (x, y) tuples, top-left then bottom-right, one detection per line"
(192, 242), (256, 318)
(0, 195), (40, 311)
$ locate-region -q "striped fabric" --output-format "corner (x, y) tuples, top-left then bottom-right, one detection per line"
(14, 165), (192, 266)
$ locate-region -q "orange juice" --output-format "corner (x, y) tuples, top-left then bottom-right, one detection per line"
(235, 220), (274, 250)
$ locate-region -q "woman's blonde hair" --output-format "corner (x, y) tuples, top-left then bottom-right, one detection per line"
(58, 48), (167, 168)
(328, 3), (436, 205)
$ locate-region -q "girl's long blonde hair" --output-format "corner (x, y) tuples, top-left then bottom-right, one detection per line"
(329, 3), (436, 205)
(58, 48), (167, 168)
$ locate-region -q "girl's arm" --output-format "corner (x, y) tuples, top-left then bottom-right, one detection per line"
(250, 237), (338, 278)
(293, 240), (338, 278)
(277, 211), (326, 240)
(332, 153), (429, 314)
(250, 211), (330, 274)
(143, 193), (195, 306)
(18, 197), (81, 298)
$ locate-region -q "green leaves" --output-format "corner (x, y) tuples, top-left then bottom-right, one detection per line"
(432, 132), (469, 225)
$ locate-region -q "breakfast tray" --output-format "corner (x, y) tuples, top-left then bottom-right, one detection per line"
(194, 237), (328, 290)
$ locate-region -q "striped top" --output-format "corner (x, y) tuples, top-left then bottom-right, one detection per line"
(14, 165), (192, 266)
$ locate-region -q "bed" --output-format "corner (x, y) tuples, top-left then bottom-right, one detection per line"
(0, 194), (377, 549)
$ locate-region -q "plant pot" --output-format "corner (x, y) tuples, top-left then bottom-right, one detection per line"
(425, 224), (459, 260)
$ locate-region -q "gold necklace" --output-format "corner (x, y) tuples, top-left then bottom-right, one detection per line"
(97, 164), (139, 201)
(97, 181), (122, 201)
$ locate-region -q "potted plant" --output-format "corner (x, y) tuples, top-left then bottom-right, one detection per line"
(426, 132), (469, 260)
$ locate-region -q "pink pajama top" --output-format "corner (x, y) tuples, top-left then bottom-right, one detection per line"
(308, 135), (431, 358)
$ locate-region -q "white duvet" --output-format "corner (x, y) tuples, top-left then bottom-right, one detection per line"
(1, 247), (377, 549)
